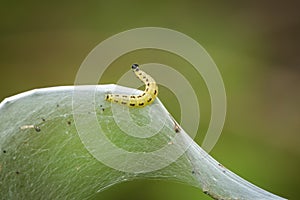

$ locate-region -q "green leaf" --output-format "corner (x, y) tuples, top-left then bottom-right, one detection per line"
(0, 85), (286, 200)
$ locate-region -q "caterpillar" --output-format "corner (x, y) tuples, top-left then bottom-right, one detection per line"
(105, 64), (158, 107)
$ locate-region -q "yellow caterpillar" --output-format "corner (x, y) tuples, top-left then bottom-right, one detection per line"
(105, 64), (158, 107)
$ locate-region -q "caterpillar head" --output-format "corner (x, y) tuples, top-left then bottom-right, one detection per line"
(131, 63), (139, 71)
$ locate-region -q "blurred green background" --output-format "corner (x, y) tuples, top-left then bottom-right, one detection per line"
(0, 1), (299, 199)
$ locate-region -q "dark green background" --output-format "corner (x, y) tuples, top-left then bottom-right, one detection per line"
(0, 1), (299, 199)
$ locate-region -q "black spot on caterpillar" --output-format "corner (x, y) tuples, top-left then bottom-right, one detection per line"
(105, 64), (158, 107)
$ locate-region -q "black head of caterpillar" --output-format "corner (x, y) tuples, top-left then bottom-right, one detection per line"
(132, 63), (139, 70)
(105, 64), (158, 107)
